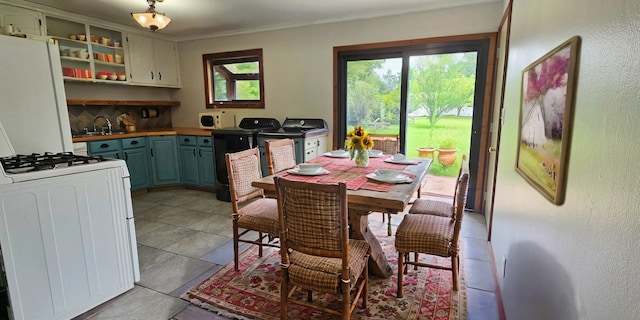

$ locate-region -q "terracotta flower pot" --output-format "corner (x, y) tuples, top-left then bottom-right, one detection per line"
(416, 147), (435, 158)
(436, 148), (457, 168)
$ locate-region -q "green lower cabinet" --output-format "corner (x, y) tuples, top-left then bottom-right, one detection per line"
(178, 135), (216, 188)
(148, 136), (181, 186)
(121, 137), (151, 191)
(88, 139), (122, 160)
(179, 146), (199, 185)
(197, 136), (216, 188)
(86, 134), (212, 190)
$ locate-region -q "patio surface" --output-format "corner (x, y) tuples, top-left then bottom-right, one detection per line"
(421, 174), (457, 197)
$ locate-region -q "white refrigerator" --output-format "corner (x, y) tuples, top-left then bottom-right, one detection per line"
(0, 34), (72, 154)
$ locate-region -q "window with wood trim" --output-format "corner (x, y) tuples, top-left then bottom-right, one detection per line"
(203, 48), (264, 109)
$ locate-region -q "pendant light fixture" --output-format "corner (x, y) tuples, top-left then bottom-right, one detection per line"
(131, 0), (171, 32)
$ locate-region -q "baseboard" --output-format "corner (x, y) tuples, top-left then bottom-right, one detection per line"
(487, 242), (506, 320)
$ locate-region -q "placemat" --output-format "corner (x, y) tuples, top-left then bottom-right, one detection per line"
(278, 155), (417, 192)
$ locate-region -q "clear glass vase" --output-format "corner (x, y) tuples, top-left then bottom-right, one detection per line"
(352, 148), (370, 167)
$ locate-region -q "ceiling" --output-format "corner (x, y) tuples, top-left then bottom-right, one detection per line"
(22, 0), (500, 40)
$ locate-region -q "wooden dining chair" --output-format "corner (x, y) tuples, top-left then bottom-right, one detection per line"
(369, 133), (400, 155)
(265, 138), (297, 175)
(369, 134), (403, 235)
(274, 177), (370, 320)
(226, 148), (280, 272)
(395, 165), (470, 296)
(409, 155), (469, 218)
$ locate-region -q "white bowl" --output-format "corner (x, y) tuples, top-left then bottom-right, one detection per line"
(97, 74), (108, 80)
(108, 75), (118, 80)
(298, 164), (321, 173)
(375, 169), (401, 179)
(368, 149), (383, 157)
(391, 153), (406, 161)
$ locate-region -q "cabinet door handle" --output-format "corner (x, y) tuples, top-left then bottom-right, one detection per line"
(198, 149), (202, 157)
(150, 148), (154, 157)
(124, 151), (128, 161)
(151, 71), (154, 80)
(158, 72), (162, 81)
(192, 149), (196, 156)
(116, 152), (121, 159)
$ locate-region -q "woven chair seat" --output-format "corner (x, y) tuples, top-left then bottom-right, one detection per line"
(288, 239), (370, 293)
(395, 214), (454, 257)
(409, 198), (453, 217)
(237, 198), (280, 236)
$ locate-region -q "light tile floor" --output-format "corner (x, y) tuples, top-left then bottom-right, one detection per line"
(73, 188), (500, 320)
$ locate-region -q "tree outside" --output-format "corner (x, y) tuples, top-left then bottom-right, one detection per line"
(345, 53), (477, 176)
(407, 53), (476, 147)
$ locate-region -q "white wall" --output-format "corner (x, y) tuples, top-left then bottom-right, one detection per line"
(173, 2), (503, 144)
(492, 0), (640, 319)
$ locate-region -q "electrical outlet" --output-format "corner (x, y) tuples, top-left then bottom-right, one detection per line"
(502, 256), (507, 278)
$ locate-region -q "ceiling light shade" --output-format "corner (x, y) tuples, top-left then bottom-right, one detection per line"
(131, 0), (171, 32)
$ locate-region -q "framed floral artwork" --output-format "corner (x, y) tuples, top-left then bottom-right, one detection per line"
(516, 36), (581, 205)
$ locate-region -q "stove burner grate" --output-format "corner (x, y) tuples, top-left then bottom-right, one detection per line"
(1, 152), (108, 174)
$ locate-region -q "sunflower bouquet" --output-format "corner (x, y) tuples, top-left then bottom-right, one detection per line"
(345, 126), (374, 166)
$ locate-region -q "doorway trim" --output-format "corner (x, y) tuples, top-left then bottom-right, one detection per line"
(333, 32), (497, 212)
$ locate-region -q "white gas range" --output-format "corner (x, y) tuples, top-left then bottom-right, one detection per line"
(0, 122), (140, 320)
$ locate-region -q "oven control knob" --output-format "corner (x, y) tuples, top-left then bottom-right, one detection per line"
(298, 120), (305, 126)
(253, 120), (259, 124)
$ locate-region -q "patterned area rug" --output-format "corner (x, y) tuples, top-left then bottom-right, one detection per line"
(181, 224), (467, 320)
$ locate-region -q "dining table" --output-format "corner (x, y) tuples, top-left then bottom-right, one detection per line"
(252, 152), (432, 279)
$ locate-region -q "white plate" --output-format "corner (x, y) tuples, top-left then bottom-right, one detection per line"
(323, 150), (350, 158)
(287, 168), (330, 176)
(384, 158), (420, 165)
(368, 150), (384, 158)
(366, 173), (413, 183)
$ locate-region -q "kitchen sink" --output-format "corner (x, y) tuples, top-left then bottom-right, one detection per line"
(73, 131), (127, 138)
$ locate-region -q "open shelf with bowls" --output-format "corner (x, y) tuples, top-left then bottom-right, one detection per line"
(46, 16), (127, 83)
(47, 17), (92, 81)
(89, 25), (126, 83)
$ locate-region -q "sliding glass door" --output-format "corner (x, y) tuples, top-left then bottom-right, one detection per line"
(406, 52), (477, 165)
(337, 39), (490, 210)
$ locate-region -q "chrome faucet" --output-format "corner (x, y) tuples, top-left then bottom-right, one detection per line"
(93, 116), (112, 135)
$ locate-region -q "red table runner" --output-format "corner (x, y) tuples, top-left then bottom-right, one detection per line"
(277, 155), (418, 192)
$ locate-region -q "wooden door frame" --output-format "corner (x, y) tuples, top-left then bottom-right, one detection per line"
(486, 1), (512, 240)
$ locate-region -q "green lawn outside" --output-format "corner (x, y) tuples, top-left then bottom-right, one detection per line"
(369, 116), (472, 177)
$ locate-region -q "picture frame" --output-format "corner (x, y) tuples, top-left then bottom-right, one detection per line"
(516, 36), (581, 205)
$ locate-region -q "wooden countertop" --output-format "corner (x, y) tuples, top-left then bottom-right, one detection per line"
(72, 127), (213, 142)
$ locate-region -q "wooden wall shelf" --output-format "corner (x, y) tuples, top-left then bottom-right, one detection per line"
(67, 99), (180, 107)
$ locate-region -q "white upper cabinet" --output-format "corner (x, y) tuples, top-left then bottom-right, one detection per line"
(126, 34), (180, 87)
(0, 3), (44, 36)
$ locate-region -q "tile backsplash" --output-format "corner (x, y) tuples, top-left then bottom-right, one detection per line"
(68, 106), (172, 134)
